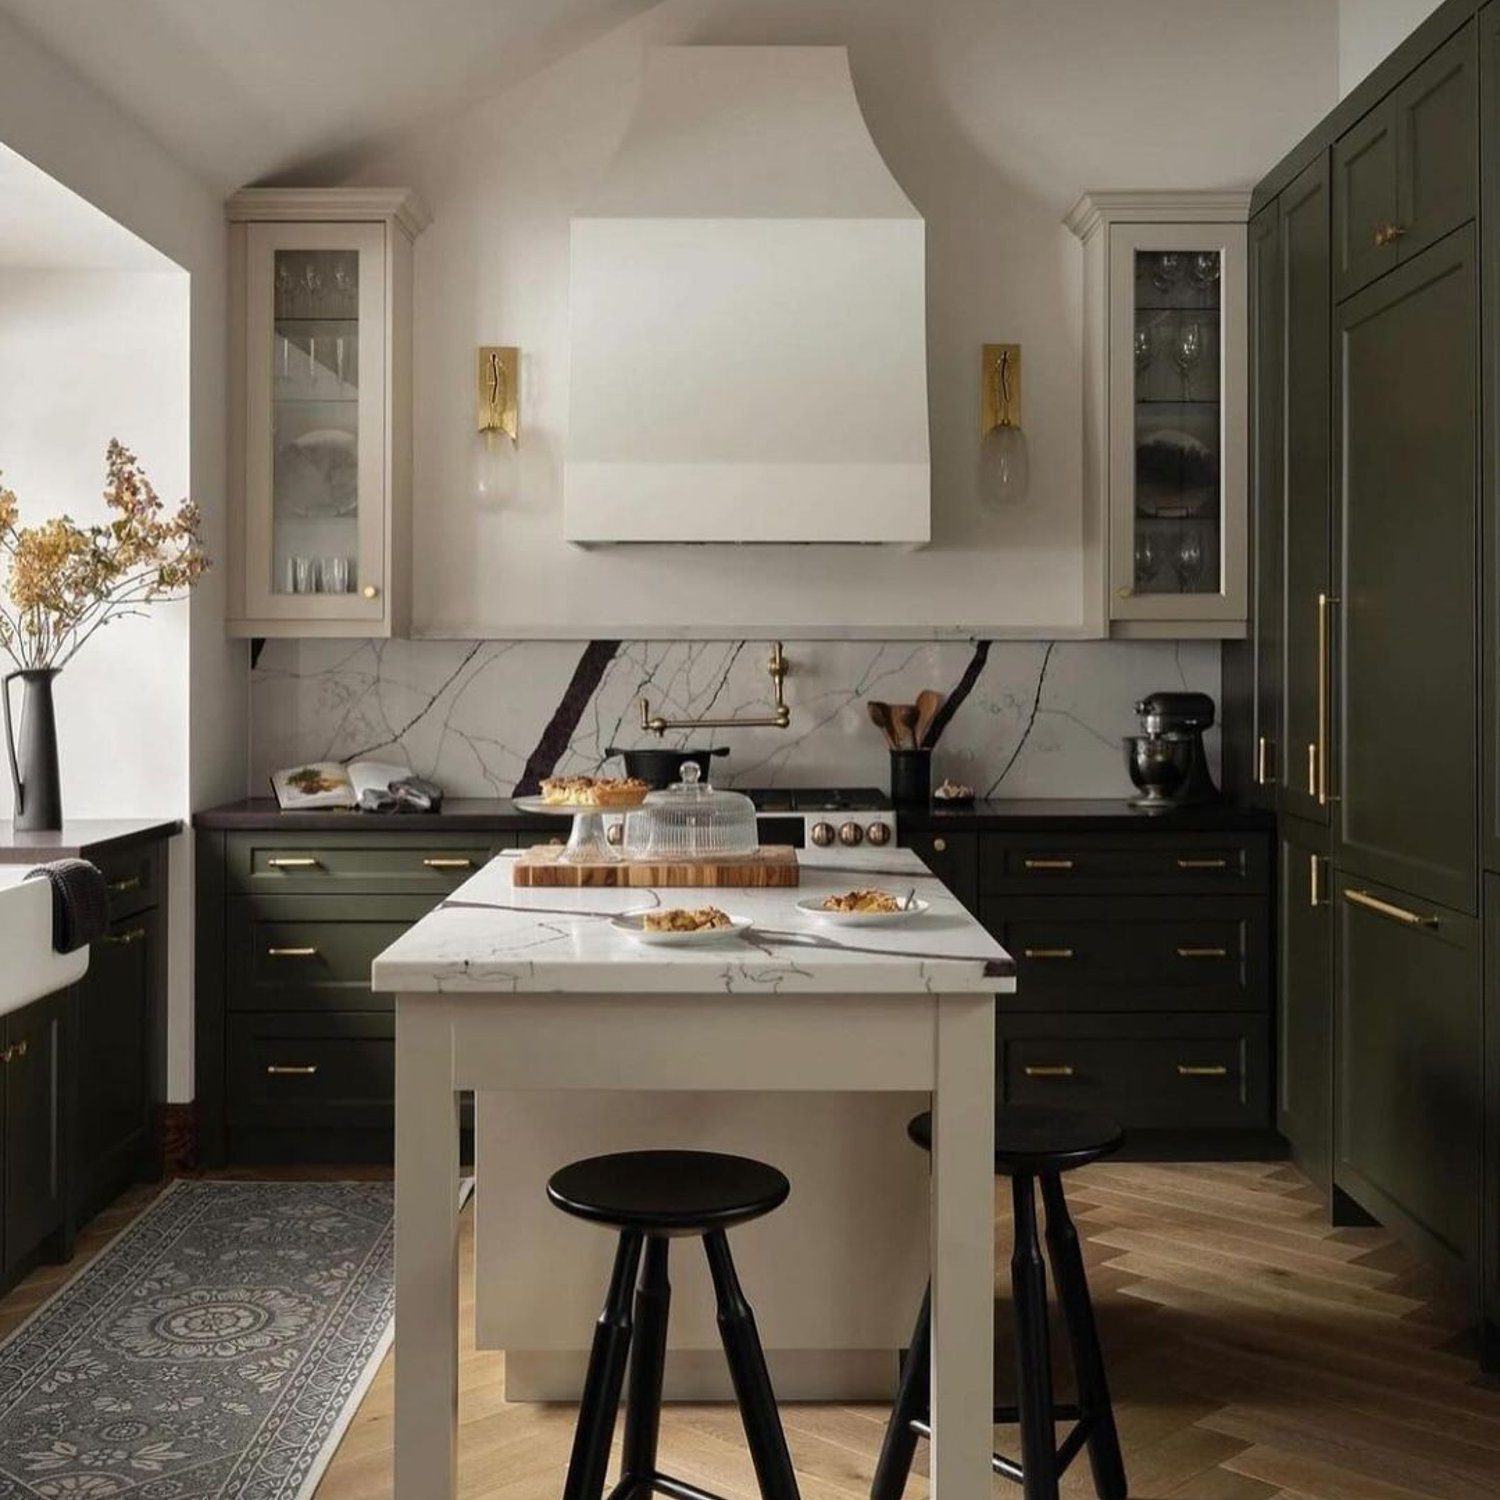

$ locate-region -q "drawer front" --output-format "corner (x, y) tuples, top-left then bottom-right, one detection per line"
(226, 831), (503, 893)
(981, 896), (1268, 1013)
(227, 1012), (393, 1129)
(903, 830), (978, 913)
(998, 1013), (1270, 1131)
(227, 895), (440, 1010)
(980, 833), (1269, 896)
(95, 841), (162, 921)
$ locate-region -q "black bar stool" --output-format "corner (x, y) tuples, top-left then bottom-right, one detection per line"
(548, 1149), (801, 1500)
(870, 1105), (1127, 1500)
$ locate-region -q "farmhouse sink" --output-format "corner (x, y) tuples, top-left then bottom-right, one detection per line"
(0, 867), (88, 1016)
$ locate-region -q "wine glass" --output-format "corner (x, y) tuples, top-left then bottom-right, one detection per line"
(1133, 325), (1153, 375)
(1191, 251), (1221, 289)
(1173, 317), (1204, 397)
(333, 257), (357, 318)
(1175, 532), (1204, 593)
(1135, 531), (1159, 591)
(1151, 253), (1183, 294)
(302, 261), (324, 320)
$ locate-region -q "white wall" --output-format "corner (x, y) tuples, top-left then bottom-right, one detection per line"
(1339, 0), (1446, 94)
(343, 0), (1339, 638)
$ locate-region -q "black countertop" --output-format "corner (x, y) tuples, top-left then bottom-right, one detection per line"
(194, 797), (545, 832)
(0, 816), (183, 862)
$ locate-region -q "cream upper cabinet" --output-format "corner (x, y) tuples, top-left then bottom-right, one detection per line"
(225, 188), (428, 638)
(1068, 192), (1251, 638)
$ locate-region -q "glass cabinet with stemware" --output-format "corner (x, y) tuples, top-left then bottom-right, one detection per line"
(225, 189), (429, 637)
(1067, 192), (1250, 636)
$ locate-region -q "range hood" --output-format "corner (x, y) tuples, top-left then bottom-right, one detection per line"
(564, 46), (929, 545)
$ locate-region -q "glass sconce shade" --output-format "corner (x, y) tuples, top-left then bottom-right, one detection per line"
(476, 427), (517, 504)
(980, 422), (1029, 507)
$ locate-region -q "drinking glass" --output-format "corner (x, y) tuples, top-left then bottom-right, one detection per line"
(322, 556), (351, 594)
(1133, 325), (1153, 375)
(293, 556), (318, 594)
(1176, 532), (1204, 592)
(1173, 318), (1204, 396)
(1151, 253), (1183, 293)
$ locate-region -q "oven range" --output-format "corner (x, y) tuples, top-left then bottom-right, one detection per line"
(744, 787), (897, 850)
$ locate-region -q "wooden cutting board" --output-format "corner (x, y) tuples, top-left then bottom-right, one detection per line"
(512, 845), (800, 887)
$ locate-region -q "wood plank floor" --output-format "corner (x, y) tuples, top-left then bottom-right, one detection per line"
(3, 1162), (1496, 1499)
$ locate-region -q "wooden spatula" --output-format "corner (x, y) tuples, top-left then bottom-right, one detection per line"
(914, 689), (944, 749)
(867, 701), (901, 749)
(890, 703), (919, 749)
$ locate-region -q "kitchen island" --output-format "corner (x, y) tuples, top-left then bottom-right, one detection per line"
(372, 846), (1014, 1500)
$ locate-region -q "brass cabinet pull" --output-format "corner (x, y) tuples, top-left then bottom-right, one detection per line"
(1024, 858), (1074, 871)
(267, 856), (321, 870)
(1343, 887), (1438, 929)
(1256, 735), (1271, 785)
(1023, 1064), (1075, 1078)
(1307, 742), (1318, 797)
(362, 584), (380, 600)
(266, 1064), (318, 1076)
(267, 946), (318, 958)
(1176, 1063), (1228, 1078)
(1176, 857), (1228, 870)
(1316, 592), (1337, 806)
(932, 837), (947, 853)
(1374, 222), (1407, 247)
(1176, 945), (1228, 959)
(0, 1039), (24, 1063)
(422, 857), (474, 870)
(1023, 947), (1075, 960)
(108, 875), (141, 894)
(102, 927), (147, 947)
(1309, 852), (1324, 909)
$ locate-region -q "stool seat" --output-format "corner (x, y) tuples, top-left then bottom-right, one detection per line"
(547, 1149), (791, 1237)
(907, 1104), (1123, 1173)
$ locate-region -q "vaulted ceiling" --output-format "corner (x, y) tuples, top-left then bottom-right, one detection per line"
(0, 0), (658, 194)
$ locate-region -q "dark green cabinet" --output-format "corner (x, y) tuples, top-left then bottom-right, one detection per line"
(1333, 20), (1477, 300)
(3, 990), (68, 1276)
(1335, 227), (1478, 913)
(903, 830), (977, 914)
(1483, 874), (1500, 1360)
(1278, 817), (1333, 1191)
(1335, 873), (1481, 1272)
(1481, 0), (1500, 875)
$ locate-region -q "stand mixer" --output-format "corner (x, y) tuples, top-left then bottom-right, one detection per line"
(1123, 691), (1219, 810)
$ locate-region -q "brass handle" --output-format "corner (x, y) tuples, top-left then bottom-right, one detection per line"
(1176, 858), (1228, 870)
(1116, 585), (1133, 599)
(1316, 592), (1337, 806)
(1256, 736), (1271, 785)
(1344, 887), (1438, 929)
(1176, 946), (1228, 959)
(0, 1040), (24, 1063)
(1309, 852), (1324, 909)
(1307, 741), (1318, 797)
(1374, 222), (1408, 247)
(1023, 1064), (1075, 1078)
(0, 1046), (11, 1064)
(266, 1064), (319, 1076)
(932, 838), (947, 853)
(102, 927), (147, 947)
(422, 857), (475, 870)
(13, 1038), (26, 1059)
(362, 584), (379, 600)
(1024, 858), (1074, 871)
(1023, 947), (1075, 960)
(1176, 1063), (1228, 1078)
(108, 875), (141, 894)
(267, 857), (321, 870)
(267, 946), (318, 958)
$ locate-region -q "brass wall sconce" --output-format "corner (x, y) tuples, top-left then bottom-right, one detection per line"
(476, 345), (519, 501)
(639, 641), (791, 737)
(980, 342), (1029, 507)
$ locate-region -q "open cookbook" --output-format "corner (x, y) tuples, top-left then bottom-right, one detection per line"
(270, 760), (423, 811)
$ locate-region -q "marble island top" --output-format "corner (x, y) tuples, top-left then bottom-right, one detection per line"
(371, 847), (1015, 995)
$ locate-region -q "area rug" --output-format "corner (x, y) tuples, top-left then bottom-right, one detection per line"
(0, 1179), (429, 1500)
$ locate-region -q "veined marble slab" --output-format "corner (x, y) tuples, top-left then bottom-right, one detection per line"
(371, 847), (1014, 995)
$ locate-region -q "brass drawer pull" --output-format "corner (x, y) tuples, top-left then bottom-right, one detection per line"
(1373, 222), (1407, 248)
(267, 946), (319, 958)
(1023, 1064), (1075, 1078)
(1256, 735), (1271, 785)
(1309, 852), (1323, 909)
(1023, 947), (1075, 960)
(266, 857), (321, 870)
(1176, 945), (1228, 959)
(422, 857), (474, 870)
(1023, 858), (1074, 871)
(1176, 857), (1228, 871)
(108, 875), (141, 894)
(1176, 1063), (1228, 1078)
(101, 927), (147, 947)
(1, 1039), (25, 1063)
(266, 1064), (319, 1077)
(1343, 888), (1438, 929)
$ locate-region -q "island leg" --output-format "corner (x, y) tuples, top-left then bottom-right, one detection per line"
(395, 997), (461, 1500)
(929, 993), (996, 1500)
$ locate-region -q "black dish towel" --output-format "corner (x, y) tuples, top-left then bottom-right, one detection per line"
(26, 858), (109, 954)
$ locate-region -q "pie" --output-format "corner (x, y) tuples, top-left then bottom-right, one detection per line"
(821, 889), (903, 914)
(643, 906), (733, 933)
(539, 775), (649, 808)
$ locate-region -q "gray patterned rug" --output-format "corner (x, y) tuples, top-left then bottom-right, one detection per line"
(0, 1180), (403, 1500)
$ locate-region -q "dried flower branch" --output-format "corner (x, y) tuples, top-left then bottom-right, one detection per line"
(0, 440), (207, 672)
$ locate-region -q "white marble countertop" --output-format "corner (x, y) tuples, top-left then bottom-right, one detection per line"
(372, 847), (1015, 995)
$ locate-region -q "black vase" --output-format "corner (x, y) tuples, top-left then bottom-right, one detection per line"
(3, 668), (62, 832)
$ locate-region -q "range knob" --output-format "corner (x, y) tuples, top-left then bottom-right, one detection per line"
(866, 820), (892, 847)
(838, 821), (865, 847)
(606, 821), (624, 846)
(810, 821), (836, 848)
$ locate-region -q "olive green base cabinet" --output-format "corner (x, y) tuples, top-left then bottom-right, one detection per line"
(1278, 818), (1333, 1191)
(4, 991), (69, 1280)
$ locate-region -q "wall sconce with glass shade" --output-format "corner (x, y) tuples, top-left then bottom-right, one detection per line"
(476, 345), (519, 502)
(979, 342), (1028, 507)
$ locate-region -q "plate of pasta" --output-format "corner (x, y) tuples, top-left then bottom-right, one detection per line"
(797, 889), (929, 926)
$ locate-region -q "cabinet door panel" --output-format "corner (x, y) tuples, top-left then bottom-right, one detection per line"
(1279, 818), (1332, 1190)
(1280, 155), (1333, 824)
(1335, 228), (1477, 913)
(4, 992), (65, 1271)
(1481, 2), (1500, 873)
(1334, 101), (1399, 299)
(1335, 874), (1479, 1269)
(1394, 20), (1477, 265)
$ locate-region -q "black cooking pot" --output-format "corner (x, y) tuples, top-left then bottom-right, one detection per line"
(605, 745), (730, 789)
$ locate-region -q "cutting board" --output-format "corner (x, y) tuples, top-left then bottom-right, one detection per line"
(512, 845), (800, 888)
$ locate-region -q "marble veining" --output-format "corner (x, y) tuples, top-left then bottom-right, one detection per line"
(251, 636), (1218, 799)
(371, 848), (1014, 995)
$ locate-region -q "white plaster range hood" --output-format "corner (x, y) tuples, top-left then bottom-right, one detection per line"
(565, 46), (929, 545)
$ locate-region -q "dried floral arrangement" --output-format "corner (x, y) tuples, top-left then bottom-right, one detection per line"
(0, 439), (207, 672)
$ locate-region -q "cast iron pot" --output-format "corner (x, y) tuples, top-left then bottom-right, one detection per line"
(605, 745), (730, 789)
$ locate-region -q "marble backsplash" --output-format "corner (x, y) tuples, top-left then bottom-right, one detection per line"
(248, 637), (1221, 801)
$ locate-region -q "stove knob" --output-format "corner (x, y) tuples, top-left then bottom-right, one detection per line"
(810, 821), (836, 848)
(866, 820), (892, 847)
(838, 821), (865, 847)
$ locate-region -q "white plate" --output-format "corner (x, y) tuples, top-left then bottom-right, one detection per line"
(797, 895), (931, 926)
(610, 910), (753, 946)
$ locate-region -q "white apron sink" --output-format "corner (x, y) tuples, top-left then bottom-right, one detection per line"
(0, 868), (89, 1016)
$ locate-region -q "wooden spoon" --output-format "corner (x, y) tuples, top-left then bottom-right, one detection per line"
(890, 703), (919, 750)
(867, 701), (901, 749)
(914, 689), (944, 749)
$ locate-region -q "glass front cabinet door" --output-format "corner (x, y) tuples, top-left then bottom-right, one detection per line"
(226, 189), (429, 637)
(1069, 194), (1250, 636)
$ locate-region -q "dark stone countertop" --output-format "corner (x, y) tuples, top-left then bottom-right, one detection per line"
(0, 816), (183, 862)
(193, 798), (549, 832)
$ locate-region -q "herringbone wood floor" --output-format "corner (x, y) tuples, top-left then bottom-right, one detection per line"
(4, 1162), (1496, 1499)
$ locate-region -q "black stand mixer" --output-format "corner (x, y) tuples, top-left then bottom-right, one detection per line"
(1123, 691), (1220, 810)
